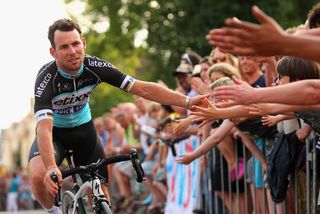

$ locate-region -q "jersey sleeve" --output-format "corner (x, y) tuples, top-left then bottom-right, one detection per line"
(84, 55), (136, 92)
(33, 62), (56, 123)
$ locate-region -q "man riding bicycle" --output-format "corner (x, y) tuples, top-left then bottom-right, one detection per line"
(28, 18), (205, 214)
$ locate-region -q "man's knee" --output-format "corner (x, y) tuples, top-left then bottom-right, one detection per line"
(28, 156), (46, 185)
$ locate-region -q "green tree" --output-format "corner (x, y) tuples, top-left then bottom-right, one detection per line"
(65, 0), (319, 117)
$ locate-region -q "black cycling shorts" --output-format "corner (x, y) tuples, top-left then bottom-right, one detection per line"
(28, 120), (108, 183)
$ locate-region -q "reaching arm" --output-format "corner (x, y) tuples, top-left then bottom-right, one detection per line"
(191, 97), (254, 122)
(214, 76), (320, 106)
(130, 80), (207, 108)
(206, 5), (320, 63)
(176, 119), (235, 164)
(245, 103), (320, 116)
(173, 115), (197, 136)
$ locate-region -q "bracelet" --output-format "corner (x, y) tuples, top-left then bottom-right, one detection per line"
(185, 96), (191, 109)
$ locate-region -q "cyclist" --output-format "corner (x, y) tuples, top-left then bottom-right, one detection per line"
(28, 18), (206, 214)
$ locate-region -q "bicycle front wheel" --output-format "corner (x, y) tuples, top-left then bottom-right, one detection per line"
(62, 190), (79, 214)
(96, 201), (113, 214)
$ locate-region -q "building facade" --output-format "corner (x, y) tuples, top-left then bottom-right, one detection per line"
(0, 98), (35, 171)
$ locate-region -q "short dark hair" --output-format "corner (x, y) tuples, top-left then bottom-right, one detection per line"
(48, 18), (82, 48)
(277, 56), (320, 82)
(307, 3), (320, 29)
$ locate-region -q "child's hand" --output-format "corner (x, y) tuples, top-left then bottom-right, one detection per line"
(176, 153), (195, 165)
(173, 118), (191, 136)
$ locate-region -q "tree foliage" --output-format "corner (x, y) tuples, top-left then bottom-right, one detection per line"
(65, 0), (319, 117)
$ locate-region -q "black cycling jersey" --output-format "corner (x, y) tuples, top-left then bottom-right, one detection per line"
(34, 55), (136, 128)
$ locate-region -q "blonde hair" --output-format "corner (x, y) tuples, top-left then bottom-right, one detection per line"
(209, 77), (234, 92)
(208, 62), (241, 80)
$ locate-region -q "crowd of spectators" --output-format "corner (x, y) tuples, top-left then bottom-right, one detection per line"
(2, 2), (320, 214)
(0, 168), (40, 212)
(87, 3), (320, 214)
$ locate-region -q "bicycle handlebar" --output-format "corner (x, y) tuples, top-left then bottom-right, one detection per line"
(60, 149), (145, 183)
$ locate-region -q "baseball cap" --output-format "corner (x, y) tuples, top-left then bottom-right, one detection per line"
(192, 64), (202, 77)
(172, 64), (192, 76)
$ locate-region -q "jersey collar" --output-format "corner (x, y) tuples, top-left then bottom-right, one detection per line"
(58, 65), (84, 79)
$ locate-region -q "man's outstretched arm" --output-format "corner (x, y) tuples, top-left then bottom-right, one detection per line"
(129, 80), (208, 108)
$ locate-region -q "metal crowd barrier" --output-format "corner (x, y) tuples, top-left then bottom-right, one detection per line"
(203, 136), (320, 214)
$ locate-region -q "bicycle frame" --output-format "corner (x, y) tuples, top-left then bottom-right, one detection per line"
(69, 176), (106, 214)
(52, 148), (145, 213)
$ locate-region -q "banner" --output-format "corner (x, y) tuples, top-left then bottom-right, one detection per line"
(165, 135), (201, 213)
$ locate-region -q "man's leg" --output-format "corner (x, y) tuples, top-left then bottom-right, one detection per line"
(28, 156), (54, 209)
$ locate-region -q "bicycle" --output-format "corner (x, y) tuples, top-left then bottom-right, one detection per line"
(51, 148), (145, 214)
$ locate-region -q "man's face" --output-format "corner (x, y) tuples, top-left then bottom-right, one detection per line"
(50, 29), (86, 74)
(239, 56), (260, 75)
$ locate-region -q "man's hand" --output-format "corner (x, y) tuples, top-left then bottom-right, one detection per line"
(206, 5), (285, 57)
(43, 166), (62, 197)
(188, 94), (211, 109)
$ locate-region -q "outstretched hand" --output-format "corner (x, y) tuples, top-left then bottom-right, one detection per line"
(189, 94), (211, 109)
(261, 115), (279, 127)
(213, 76), (258, 106)
(176, 153), (195, 165)
(190, 98), (220, 128)
(173, 117), (192, 136)
(206, 5), (285, 57)
(245, 103), (270, 116)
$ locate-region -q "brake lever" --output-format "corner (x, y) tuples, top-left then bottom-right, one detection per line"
(50, 172), (61, 207)
(130, 149), (145, 183)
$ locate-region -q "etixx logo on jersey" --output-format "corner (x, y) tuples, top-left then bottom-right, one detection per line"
(35, 73), (52, 97)
(52, 86), (93, 108)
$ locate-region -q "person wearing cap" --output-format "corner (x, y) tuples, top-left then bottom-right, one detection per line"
(180, 50), (202, 68)
(190, 64), (211, 95)
(172, 64), (194, 97)
(189, 56), (214, 96)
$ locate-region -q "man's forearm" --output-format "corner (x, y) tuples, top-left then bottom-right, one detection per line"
(131, 81), (187, 108)
(37, 128), (56, 169)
